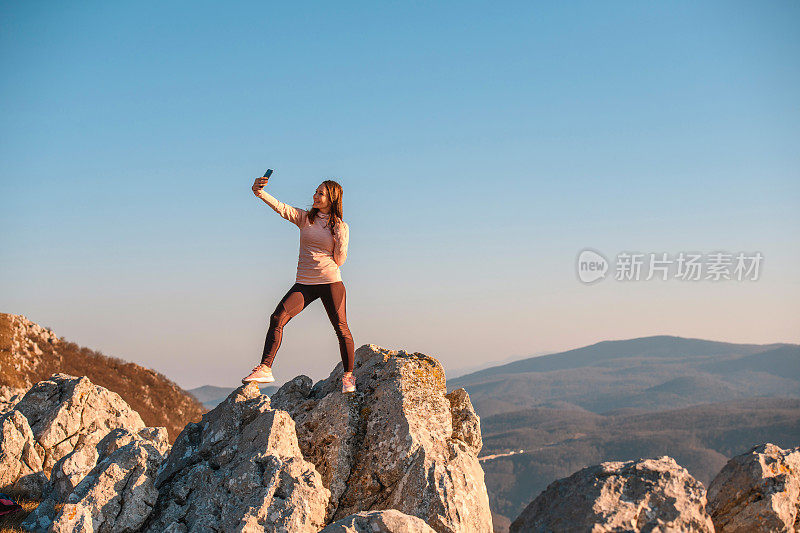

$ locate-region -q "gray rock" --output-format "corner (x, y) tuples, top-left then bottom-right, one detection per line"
(0, 409), (47, 498)
(22, 499), (57, 533)
(51, 427), (168, 502)
(510, 455), (714, 532)
(271, 343), (492, 533)
(143, 382), (330, 533)
(708, 442), (800, 532)
(47, 427), (169, 503)
(271, 374), (357, 522)
(99, 426), (170, 459)
(13, 373), (146, 474)
(320, 509), (437, 532)
(47, 440), (100, 503)
(21, 426), (170, 532)
(49, 438), (163, 532)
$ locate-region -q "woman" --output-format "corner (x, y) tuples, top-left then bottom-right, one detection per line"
(242, 176), (356, 393)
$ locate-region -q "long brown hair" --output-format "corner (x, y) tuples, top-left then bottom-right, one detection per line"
(307, 179), (344, 236)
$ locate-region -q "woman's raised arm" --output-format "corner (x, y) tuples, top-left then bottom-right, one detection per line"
(252, 177), (306, 228)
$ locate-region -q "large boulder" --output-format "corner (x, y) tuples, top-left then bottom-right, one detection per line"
(21, 427), (170, 532)
(13, 373), (146, 474)
(270, 343), (492, 533)
(320, 509), (437, 532)
(143, 382), (330, 532)
(707, 442), (800, 532)
(0, 409), (47, 498)
(510, 456), (714, 532)
(1, 373), (150, 500)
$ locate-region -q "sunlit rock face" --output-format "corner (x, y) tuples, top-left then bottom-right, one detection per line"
(143, 382), (330, 533)
(270, 343), (492, 533)
(510, 456), (714, 532)
(708, 442), (800, 532)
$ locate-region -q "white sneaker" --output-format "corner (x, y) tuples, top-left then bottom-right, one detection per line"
(242, 364), (275, 384)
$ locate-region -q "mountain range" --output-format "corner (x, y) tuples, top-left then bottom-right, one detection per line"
(446, 335), (800, 526)
(447, 335), (798, 417)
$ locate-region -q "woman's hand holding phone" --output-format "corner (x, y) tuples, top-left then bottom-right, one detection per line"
(252, 176), (269, 195)
(252, 169), (273, 195)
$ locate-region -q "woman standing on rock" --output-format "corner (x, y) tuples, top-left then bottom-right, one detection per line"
(242, 174), (356, 394)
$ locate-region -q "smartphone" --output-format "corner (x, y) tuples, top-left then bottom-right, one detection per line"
(263, 169), (273, 178)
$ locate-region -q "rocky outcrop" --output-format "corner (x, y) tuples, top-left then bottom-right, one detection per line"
(510, 456), (714, 532)
(22, 427), (170, 532)
(2, 343), (495, 532)
(0, 409), (47, 498)
(0, 312), (206, 443)
(320, 509), (437, 532)
(13, 373), (146, 475)
(143, 382), (330, 532)
(1, 374), (149, 501)
(270, 343), (492, 533)
(708, 442), (800, 532)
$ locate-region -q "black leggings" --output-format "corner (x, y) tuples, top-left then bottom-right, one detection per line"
(261, 281), (355, 372)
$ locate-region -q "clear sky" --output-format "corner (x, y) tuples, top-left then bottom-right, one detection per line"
(2, 1), (798, 390)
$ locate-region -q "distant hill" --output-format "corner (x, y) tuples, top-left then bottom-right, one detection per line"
(0, 313), (205, 443)
(447, 335), (799, 417)
(188, 384), (279, 408)
(454, 335), (786, 379)
(701, 344), (800, 378)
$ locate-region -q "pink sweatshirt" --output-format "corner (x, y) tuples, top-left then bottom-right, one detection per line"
(270, 200), (350, 284)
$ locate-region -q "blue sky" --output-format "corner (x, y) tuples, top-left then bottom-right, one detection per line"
(2, 1), (798, 389)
